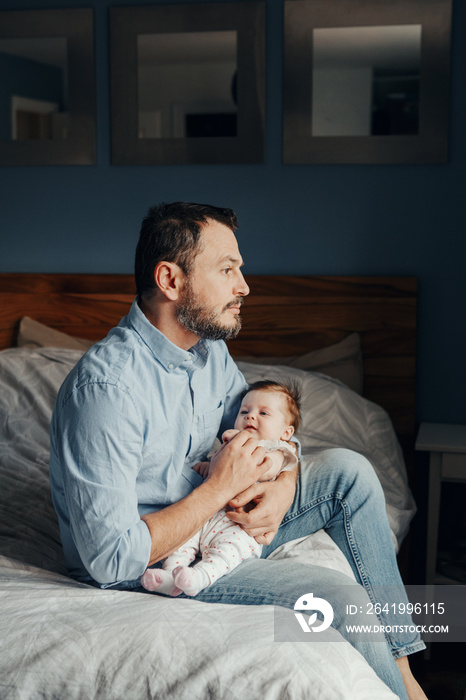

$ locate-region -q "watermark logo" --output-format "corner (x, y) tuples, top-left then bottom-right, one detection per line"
(294, 593), (334, 633)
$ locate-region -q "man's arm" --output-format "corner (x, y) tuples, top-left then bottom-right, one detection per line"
(142, 430), (273, 564)
(51, 382), (154, 585)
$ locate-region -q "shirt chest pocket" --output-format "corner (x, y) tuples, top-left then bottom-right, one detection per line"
(191, 404), (224, 462)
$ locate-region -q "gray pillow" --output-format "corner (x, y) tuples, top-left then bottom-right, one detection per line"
(236, 333), (363, 394)
(17, 316), (94, 351)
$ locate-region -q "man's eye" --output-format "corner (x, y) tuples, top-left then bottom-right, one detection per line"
(222, 267), (232, 275)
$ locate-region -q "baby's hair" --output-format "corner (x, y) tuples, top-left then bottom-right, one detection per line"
(242, 379), (302, 431)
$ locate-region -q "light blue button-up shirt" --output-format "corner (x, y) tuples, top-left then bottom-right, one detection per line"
(49, 299), (247, 587)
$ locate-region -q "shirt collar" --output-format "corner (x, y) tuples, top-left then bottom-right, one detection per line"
(125, 298), (210, 371)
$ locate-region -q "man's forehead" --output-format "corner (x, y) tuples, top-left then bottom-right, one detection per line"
(197, 220), (243, 265)
(217, 253), (244, 266)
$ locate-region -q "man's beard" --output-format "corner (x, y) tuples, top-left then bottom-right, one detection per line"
(176, 280), (243, 341)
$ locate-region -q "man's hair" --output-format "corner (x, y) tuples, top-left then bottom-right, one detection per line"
(242, 379), (302, 431)
(134, 201), (238, 298)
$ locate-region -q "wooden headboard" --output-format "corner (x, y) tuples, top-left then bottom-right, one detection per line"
(0, 273), (417, 443)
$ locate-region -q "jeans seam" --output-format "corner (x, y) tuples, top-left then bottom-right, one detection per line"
(392, 641), (427, 659)
(341, 498), (394, 649)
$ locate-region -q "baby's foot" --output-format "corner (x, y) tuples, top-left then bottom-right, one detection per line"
(140, 568), (182, 596)
(172, 565), (208, 597)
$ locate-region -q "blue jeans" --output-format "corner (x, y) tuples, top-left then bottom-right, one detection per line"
(140, 449), (425, 698)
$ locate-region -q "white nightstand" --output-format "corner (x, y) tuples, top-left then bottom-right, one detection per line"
(415, 423), (466, 585)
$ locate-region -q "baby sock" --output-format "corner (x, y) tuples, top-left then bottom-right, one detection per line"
(140, 568), (182, 596)
(172, 565), (211, 597)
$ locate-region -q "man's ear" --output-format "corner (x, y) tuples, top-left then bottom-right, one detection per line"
(153, 261), (184, 301)
(281, 426), (295, 441)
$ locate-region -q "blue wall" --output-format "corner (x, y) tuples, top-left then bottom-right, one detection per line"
(0, 0), (465, 426)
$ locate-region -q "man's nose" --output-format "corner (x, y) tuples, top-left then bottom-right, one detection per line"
(235, 270), (250, 297)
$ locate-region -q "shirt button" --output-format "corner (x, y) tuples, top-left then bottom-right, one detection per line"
(168, 363), (174, 370)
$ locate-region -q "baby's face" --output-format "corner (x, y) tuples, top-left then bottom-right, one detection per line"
(234, 389), (294, 442)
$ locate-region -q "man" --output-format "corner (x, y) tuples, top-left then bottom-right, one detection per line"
(50, 202), (293, 586)
(49, 202), (426, 700)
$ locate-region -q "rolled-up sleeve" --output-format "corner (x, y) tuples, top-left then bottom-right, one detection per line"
(55, 382), (151, 585)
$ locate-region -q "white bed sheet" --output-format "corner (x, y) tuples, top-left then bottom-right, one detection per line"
(0, 347), (409, 699)
(0, 555), (398, 700)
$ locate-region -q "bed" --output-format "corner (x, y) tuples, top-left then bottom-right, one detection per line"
(0, 273), (417, 700)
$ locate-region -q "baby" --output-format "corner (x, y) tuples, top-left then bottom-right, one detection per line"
(141, 380), (301, 597)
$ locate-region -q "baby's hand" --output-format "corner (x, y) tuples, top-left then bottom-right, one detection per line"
(222, 428), (240, 444)
(193, 461), (211, 479)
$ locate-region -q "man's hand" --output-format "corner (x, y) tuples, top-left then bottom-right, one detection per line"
(206, 430), (272, 504)
(192, 427), (245, 480)
(225, 468), (298, 545)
